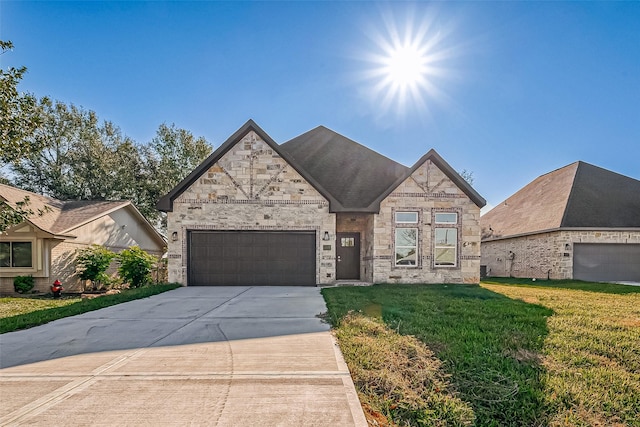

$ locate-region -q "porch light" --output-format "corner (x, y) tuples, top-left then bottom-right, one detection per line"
(171, 231), (178, 241)
(323, 231), (331, 241)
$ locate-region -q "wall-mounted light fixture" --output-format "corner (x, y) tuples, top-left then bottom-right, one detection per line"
(171, 231), (178, 241)
(322, 231), (330, 241)
(565, 243), (571, 251)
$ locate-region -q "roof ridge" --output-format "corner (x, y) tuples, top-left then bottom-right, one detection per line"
(559, 162), (582, 227)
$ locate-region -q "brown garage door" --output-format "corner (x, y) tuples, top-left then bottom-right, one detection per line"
(188, 231), (316, 286)
(573, 243), (640, 282)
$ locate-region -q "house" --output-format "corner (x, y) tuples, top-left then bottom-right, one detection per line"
(158, 120), (486, 286)
(0, 184), (166, 294)
(481, 162), (640, 282)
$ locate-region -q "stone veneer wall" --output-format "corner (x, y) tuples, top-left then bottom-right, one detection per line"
(166, 131), (336, 285)
(372, 159), (482, 284)
(481, 230), (640, 279)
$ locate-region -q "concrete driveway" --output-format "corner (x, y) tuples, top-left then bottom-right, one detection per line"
(0, 286), (366, 426)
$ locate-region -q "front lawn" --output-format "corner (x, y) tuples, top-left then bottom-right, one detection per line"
(0, 283), (181, 334)
(322, 280), (640, 426)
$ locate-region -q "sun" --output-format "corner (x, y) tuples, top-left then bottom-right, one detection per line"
(359, 8), (456, 117)
(383, 44), (427, 89)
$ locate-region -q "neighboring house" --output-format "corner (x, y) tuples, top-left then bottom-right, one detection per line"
(0, 184), (166, 294)
(481, 162), (640, 282)
(158, 120), (486, 286)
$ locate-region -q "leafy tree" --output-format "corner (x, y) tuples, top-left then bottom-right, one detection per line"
(0, 40), (45, 163)
(143, 123), (212, 227)
(10, 112), (210, 229)
(12, 100), (143, 201)
(75, 245), (116, 291)
(117, 246), (157, 288)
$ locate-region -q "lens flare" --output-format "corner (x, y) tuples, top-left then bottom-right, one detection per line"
(358, 8), (458, 119)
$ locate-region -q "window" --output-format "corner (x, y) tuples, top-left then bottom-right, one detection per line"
(0, 241), (33, 268)
(434, 228), (457, 267)
(396, 211), (418, 223)
(435, 212), (457, 224)
(341, 237), (355, 247)
(395, 228), (417, 266)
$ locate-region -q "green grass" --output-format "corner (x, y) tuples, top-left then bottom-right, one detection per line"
(0, 283), (181, 334)
(322, 281), (640, 426)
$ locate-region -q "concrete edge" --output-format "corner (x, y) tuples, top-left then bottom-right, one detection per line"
(329, 332), (368, 427)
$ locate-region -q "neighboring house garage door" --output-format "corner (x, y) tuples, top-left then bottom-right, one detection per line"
(188, 231), (316, 286)
(573, 243), (640, 282)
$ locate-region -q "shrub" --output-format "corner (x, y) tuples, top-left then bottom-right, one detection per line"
(117, 246), (157, 288)
(14, 275), (35, 294)
(76, 245), (116, 290)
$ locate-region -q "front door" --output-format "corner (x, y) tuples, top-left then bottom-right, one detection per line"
(336, 232), (360, 280)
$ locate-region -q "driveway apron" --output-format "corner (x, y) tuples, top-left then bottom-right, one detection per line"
(0, 287), (366, 426)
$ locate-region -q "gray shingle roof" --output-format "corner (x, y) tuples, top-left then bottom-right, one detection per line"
(1, 184), (141, 235)
(280, 126), (410, 210)
(481, 162), (640, 240)
(158, 120), (486, 213)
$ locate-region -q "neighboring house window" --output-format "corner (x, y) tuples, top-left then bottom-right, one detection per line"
(395, 211), (419, 266)
(0, 241), (33, 268)
(434, 212), (458, 267)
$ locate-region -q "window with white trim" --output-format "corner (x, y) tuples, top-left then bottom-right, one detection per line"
(394, 211), (418, 266)
(0, 241), (33, 268)
(395, 211), (418, 224)
(433, 211), (459, 267)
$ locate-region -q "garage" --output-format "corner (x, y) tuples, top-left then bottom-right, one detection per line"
(188, 231), (316, 286)
(574, 243), (640, 282)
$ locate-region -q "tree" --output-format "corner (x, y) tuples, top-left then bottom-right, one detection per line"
(0, 40), (45, 163)
(9, 100), (211, 230)
(12, 99), (143, 201)
(142, 123), (212, 227)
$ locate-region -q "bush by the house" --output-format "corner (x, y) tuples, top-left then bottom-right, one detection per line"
(75, 245), (116, 291)
(117, 246), (157, 288)
(13, 275), (35, 294)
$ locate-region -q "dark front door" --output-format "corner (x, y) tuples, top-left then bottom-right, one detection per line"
(336, 232), (360, 280)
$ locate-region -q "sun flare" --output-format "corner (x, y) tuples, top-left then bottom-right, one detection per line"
(383, 44), (427, 89)
(360, 8), (457, 117)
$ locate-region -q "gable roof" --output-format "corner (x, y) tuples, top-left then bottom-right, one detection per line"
(280, 126), (409, 211)
(157, 119), (339, 212)
(481, 161), (640, 240)
(0, 184), (165, 245)
(158, 120), (486, 213)
(373, 149), (486, 210)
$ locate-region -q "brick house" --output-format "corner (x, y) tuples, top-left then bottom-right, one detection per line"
(481, 162), (640, 282)
(158, 120), (486, 286)
(0, 184), (166, 294)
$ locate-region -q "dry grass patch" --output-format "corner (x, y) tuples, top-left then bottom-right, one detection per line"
(483, 282), (640, 426)
(0, 296), (78, 318)
(335, 313), (474, 427)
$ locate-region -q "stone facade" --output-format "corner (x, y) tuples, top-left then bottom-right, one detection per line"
(167, 131), (335, 285)
(164, 130), (484, 286)
(372, 159), (481, 284)
(482, 230), (640, 279)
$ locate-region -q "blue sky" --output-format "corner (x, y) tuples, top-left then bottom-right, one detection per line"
(2, 1), (639, 212)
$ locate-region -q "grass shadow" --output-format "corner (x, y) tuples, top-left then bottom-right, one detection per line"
(322, 283), (554, 427)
